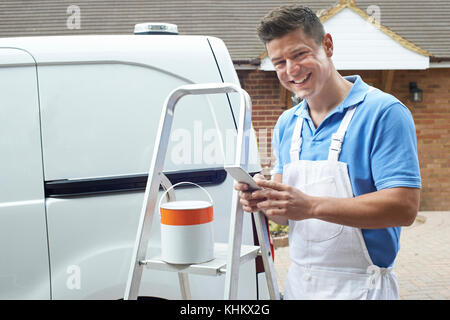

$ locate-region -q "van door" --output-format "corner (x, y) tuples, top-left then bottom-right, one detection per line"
(0, 48), (50, 299)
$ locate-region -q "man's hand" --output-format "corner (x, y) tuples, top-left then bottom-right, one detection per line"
(234, 173), (297, 226)
(234, 173), (267, 213)
(253, 179), (314, 221)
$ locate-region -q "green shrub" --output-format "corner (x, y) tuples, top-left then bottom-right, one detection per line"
(269, 220), (289, 236)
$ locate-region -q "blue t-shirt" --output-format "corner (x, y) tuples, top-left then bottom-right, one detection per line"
(271, 75), (421, 268)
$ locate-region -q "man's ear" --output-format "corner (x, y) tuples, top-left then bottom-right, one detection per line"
(322, 33), (333, 57)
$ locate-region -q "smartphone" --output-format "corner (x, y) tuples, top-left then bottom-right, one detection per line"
(224, 165), (261, 191)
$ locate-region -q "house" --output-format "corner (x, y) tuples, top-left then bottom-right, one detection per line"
(1, 0), (448, 210)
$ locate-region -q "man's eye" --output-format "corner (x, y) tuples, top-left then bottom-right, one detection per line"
(295, 52), (305, 58)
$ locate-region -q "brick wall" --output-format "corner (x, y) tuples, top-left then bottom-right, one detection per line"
(237, 70), (284, 174)
(384, 68), (450, 211)
(237, 68), (450, 211)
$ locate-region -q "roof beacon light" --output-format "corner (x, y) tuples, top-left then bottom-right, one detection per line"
(134, 23), (178, 35)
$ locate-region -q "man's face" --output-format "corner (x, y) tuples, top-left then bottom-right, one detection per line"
(266, 28), (333, 100)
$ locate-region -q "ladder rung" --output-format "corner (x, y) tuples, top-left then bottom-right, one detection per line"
(139, 243), (260, 277)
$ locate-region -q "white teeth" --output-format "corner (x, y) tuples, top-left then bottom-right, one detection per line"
(293, 74), (310, 84)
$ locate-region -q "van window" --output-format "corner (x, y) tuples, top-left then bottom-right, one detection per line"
(38, 63), (238, 182)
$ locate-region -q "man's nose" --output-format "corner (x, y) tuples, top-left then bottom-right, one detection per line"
(286, 59), (300, 77)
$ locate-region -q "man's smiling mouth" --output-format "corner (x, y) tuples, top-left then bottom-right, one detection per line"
(290, 73), (311, 85)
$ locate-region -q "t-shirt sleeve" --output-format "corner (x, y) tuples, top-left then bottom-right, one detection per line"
(371, 102), (421, 190)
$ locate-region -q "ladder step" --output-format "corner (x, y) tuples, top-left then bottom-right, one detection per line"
(140, 243), (260, 277)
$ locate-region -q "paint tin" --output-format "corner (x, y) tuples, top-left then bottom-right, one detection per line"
(159, 182), (214, 264)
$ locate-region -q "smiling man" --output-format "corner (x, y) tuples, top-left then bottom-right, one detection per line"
(235, 5), (421, 299)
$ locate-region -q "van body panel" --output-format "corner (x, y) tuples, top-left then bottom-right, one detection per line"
(0, 48), (51, 299)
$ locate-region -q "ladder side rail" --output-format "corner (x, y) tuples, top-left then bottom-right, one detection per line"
(253, 211), (281, 300)
(223, 90), (253, 299)
(124, 90), (186, 300)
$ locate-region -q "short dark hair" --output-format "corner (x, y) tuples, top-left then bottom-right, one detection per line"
(257, 5), (325, 45)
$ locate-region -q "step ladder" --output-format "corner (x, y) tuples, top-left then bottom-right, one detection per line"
(124, 83), (280, 300)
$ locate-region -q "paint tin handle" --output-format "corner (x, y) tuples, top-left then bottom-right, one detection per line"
(158, 181), (214, 210)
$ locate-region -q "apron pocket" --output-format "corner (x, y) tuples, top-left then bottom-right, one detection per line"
(296, 176), (344, 242)
(285, 264), (369, 300)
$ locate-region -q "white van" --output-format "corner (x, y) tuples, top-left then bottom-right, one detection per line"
(0, 32), (266, 299)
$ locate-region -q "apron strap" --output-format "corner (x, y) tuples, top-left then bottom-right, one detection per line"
(328, 106), (357, 161)
(289, 116), (303, 162)
(328, 86), (376, 161)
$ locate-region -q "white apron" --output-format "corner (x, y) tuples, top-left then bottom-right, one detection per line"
(283, 96), (399, 300)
